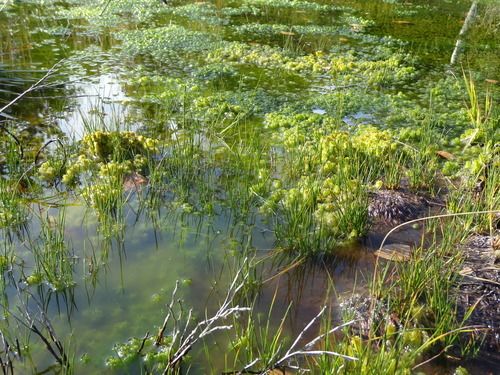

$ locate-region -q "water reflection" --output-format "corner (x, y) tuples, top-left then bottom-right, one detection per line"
(57, 74), (129, 139)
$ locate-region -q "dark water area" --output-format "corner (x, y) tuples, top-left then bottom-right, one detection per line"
(0, 0), (498, 374)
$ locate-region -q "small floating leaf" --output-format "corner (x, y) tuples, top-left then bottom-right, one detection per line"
(436, 150), (455, 160)
(392, 20), (414, 25)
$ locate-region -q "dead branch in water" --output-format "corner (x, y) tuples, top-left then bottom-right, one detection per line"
(227, 307), (357, 375)
(162, 266), (251, 374)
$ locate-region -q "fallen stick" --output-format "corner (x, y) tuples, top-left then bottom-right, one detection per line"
(0, 61), (62, 114)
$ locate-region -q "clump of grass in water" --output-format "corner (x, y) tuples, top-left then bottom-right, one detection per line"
(0, 177), (28, 231)
(302, 240), (481, 374)
(443, 74), (498, 234)
(0, 129), (32, 231)
(260, 115), (407, 256)
(25, 208), (76, 291)
(226, 299), (358, 374)
(226, 294), (291, 373)
(360, 205), (500, 373)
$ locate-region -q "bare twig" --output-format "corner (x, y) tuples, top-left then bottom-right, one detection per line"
(164, 267), (251, 372)
(234, 308), (358, 375)
(0, 61), (62, 114)
(156, 281), (180, 345)
(141, 262), (252, 374)
(378, 210), (500, 252)
(8, 286), (69, 368)
(137, 332), (150, 355)
(273, 309), (358, 369)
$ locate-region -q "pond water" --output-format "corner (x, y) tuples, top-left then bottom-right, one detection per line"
(0, 0), (498, 374)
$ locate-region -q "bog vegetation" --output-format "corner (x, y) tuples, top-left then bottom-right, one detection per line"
(0, 0), (498, 374)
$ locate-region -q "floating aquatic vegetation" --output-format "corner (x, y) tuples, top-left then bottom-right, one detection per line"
(208, 42), (417, 86)
(264, 111), (338, 148)
(123, 69), (201, 111)
(106, 335), (172, 370)
(118, 25), (221, 62)
(242, 0), (346, 12)
(56, 6), (121, 28)
(220, 4), (261, 17)
(191, 89), (286, 125)
(167, 3), (228, 26)
(192, 63), (238, 83)
(233, 23), (352, 39)
(56, 0), (164, 27)
(207, 41), (292, 69)
(344, 15), (376, 29)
